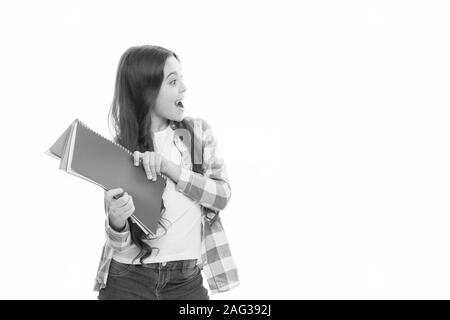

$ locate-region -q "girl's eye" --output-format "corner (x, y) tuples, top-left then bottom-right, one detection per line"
(170, 79), (177, 85)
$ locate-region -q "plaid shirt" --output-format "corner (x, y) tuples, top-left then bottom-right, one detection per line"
(93, 116), (240, 295)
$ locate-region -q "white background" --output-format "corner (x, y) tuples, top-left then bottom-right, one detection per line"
(0, 0), (449, 299)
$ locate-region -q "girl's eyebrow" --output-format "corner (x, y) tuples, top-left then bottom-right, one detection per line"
(165, 71), (183, 80)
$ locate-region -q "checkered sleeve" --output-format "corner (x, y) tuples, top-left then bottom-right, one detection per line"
(175, 118), (231, 212)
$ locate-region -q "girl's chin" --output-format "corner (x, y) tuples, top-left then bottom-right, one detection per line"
(167, 114), (184, 122)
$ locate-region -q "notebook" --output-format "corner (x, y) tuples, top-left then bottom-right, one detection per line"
(45, 118), (166, 237)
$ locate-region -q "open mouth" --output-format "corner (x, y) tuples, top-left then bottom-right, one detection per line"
(175, 100), (184, 110)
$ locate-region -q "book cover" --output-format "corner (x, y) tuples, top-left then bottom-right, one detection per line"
(46, 119), (166, 236)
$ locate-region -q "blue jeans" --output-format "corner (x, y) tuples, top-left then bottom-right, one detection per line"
(97, 258), (210, 300)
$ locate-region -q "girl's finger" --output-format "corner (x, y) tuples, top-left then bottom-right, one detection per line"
(118, 203), (135, 219)
(133, 151), (141, 166)
(155, 155), (162, 177)
(111, 193), (130, 208)
(149, 152), (157, 181)
(142, 151), (152, 179)
(120, 199), (134, 212)
(105, 188), (124, 200)
(123, 206), (135, 219)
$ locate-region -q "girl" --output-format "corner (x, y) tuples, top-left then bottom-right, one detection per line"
(94, 45), (240, 300)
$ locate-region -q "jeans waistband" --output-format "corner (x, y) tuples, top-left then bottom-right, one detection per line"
(138, 259), (198, 270)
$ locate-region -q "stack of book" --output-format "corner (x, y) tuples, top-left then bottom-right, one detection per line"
(45, 119), (166, 236)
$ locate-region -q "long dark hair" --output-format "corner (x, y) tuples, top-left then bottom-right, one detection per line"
(107, 45), (203, 264)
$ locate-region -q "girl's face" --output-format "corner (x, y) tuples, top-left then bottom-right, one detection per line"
(152, 55), (187, 126)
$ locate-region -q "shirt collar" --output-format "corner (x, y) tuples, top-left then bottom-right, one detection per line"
(169, 120), (178, 130)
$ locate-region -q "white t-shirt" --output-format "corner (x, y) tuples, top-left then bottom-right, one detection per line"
(112, 124), (202, 264)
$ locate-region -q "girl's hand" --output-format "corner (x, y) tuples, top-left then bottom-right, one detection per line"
(133, 151), (168, 181)
(104, 188), (135, 231)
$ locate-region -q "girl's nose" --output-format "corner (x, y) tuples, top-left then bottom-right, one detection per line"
(180, 80), (187, 93)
